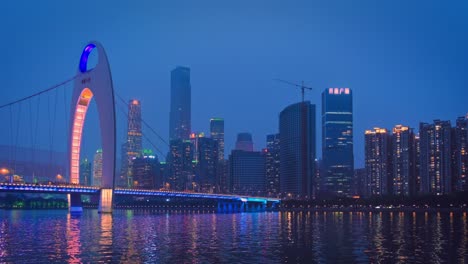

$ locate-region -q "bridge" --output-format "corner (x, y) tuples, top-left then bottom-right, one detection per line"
(0, 41), (280, 213)
(0, 182), (279, 212)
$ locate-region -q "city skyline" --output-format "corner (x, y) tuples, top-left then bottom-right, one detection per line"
(0, 1), (466, 170)
(1, 2), (467, 263)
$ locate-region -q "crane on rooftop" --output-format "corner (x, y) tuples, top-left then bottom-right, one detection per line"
(273, 78), (314, 198)
(273, 79), (313, 102)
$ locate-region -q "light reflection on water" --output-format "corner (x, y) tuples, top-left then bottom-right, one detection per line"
(0, 210), (466, 263)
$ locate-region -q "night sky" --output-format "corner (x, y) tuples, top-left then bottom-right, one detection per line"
(1, 0), (467, 168)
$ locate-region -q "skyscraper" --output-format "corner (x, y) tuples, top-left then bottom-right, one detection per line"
(419, 120), (452, 195)
(120, 99), (142, 187)
(235, 133), (254, 152)
(210, 118), (226, 193)
(169, 66), (191, 141)
(353, 168), (368, 197)
(454, 114), (468, 191)
(365, 128), (392, 196)
(93, 149), (103, 187)
(210, 118), (225, 161)
(392, 125), (416, 196)
(191, 133), (218, 192)
(279, 101), (316, 198)
(229, 150), (266, 196)
(321, 88), (354, 197)
(265, 134), (280, 196)
(79, 157), (92, 186)
(132, 149), (160, 189)
(167, 139), (194, 191)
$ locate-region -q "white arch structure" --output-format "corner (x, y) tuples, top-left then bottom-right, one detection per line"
(68, 41), (116, 213)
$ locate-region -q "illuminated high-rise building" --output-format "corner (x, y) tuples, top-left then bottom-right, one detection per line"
(265, 134), (280, 196)
(454, 114), (468, 191)
(229, 150), (266, 196)
(190, 132), (218, 192)
(169, 66), (191, 141)
(321, 88), (354, 197)
(120, 99), (142, 188)
(167, 139), (194, 191)
(210, 118), (225, 161)
(419, 120), (452, 195)
(365, 128), (392, 196)
(210, 118), (225, 193)
(93, 149), (103, 187)
(132, 149), (160, 189)
(353, 168), (367, 197)
(79, 157), (92, 186)
(235, 133), (254, 152)
(279, 101), (316, 198)
(392, 125), (417, 196)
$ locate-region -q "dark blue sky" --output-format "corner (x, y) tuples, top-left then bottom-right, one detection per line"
(1, 0), (467, 168)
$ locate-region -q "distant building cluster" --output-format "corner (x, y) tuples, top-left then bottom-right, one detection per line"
(68, 66), (467, 201)
(358, 115), (468, 198)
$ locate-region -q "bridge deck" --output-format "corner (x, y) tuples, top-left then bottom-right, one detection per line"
(0, 183), (280, 203)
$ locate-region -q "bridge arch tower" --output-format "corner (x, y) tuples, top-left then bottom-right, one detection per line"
(68, 41), (116, 213)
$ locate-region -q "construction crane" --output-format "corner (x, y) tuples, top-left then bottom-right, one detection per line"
(273, 79), (313, 102)
(274, 78), (315, 198)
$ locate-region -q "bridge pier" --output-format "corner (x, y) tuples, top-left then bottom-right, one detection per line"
(98, 188), (113, 214)
(68, 193), (83, 213)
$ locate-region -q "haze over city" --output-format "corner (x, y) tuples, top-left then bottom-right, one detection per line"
(1, 1), (468, 263)
(1, 0), (466, 169)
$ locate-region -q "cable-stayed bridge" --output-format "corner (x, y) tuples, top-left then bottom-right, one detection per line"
(0, 41), (280, 213)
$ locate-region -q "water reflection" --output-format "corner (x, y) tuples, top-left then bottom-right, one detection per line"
(99, 213), (114, 262)
(0, 210), (466, 263)
(66, 214), (82, 263)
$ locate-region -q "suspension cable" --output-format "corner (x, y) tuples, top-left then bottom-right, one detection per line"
(115, 92), (169, 147)
(13, 102), (22, 175)
(115, 99), (166, 158)
(0, 75), (78, 110)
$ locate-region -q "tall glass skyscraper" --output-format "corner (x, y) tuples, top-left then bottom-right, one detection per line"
(265, 133), (280, 196)
(454, 114), (468, 191)
(120, 99), (142, 187)
(279, 101), (316, 198)
(210, 118), (225, 161)
(321, 88), (354, 197)
(169, 66), (191, 141)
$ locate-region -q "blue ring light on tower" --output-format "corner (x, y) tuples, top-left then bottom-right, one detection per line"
(79, 43), (96, 72)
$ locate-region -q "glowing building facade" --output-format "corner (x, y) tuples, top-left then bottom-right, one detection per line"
(454, 115), (468, 191)
(167, 139), (194, 191)
(321, 88), (354, 197)
(265, 134), (280, 196)
(210, 118), (225, 161)
(392, 125), (416, 196)
(120, 99), (143, 187)
(132, 150), (160, 189)
(93, 149), (103, 187)
(419, 120), (452, 195)
(365, 128), (392, 196)
(193, 135), (218, 193)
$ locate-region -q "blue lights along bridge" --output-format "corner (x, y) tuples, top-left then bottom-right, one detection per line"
(0, 182), (280, 212)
